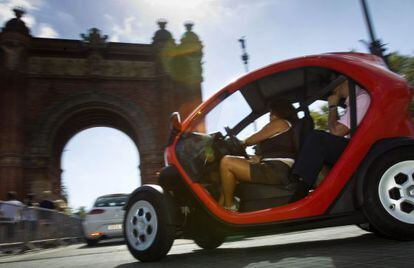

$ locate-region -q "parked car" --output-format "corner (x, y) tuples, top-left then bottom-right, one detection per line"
(123, 52), (414, 262)
(83, 193), (128, 246)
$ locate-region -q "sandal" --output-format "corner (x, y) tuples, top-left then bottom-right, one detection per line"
(224, 204), (238, 212)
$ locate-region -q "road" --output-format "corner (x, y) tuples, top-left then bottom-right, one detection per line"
(1, 225), (413, 268)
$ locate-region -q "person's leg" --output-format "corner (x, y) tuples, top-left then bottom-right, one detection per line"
(218, 193), (224, 206)
(322, 133), (349, 165)
(292, 130), (348, 186)
(290, 130), (349, 202)
(292, 130), (325, 186)
(220, 155), (251, 208)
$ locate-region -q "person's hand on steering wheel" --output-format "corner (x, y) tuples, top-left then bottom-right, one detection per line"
(224, 126), (249, 159)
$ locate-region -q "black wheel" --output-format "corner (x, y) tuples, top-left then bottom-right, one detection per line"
(363, 147), (414, 240)
(356, 223), (390, 238)
(123, 190), (175, 262)
(356, 222), (373, 232)
(193, 230), (225, 250)
(190, 210), (225, 250)
(85, 238), (99, 247)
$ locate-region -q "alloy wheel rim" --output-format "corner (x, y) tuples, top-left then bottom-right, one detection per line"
(378, 160), (414, 224)
(126, 200), (158, 251)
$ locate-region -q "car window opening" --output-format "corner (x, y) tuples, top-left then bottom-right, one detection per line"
(177, 66), (370, 212)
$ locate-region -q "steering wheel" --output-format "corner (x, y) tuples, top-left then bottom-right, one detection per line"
(224, 127), (249, 159)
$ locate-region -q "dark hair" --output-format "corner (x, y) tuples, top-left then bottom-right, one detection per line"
(7, 191), (18, 201)
(26, 193), (35, 206)
(267, 99), (298, 123)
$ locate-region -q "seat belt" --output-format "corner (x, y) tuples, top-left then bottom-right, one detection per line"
(348, 79), (357, 137)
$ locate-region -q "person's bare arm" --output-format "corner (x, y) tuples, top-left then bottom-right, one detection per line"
(244, 119), (289, 146)
(328, 104), (349, 136)
(328, 91), (349, 137)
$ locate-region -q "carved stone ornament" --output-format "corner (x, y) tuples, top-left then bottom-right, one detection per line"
(81, 28), (108, 48)
(28, 56), (156, 78)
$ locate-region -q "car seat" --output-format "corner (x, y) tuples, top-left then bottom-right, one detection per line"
(235, 114), (315, 212)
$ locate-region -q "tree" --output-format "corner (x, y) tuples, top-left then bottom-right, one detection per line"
(61, 182), (69, 203)
(74, 206), (87, 219)
(310, 104), (328, 130)
(388, 52), (414, 116)
(388, 53), (414, 86)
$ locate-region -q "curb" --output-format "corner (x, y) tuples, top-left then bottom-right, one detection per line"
(0, 237), (83, 257)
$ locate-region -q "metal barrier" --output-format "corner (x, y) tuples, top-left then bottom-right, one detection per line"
(0, 201), (83, 248)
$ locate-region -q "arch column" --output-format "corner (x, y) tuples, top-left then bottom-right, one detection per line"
(24, 153), (53, 198)
(139, 149), (164, 184)
(0, 73), (27, 200)
(0, 8), (31, 200)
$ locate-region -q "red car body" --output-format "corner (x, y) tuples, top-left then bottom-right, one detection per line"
(124, 52), (414, 262)
(165, 52), (414, 225)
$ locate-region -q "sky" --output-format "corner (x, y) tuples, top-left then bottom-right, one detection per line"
(0, 0), (413, 210)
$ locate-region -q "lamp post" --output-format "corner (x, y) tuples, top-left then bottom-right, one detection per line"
(238, 37), (258, 132)
(238, 37), (250, 73)
(359, 0), (389, 67)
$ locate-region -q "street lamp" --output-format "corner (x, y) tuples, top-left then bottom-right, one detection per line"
(238, 37), (258, 131)
(238, 37), (250, 73)
(359, 0), (389, 67)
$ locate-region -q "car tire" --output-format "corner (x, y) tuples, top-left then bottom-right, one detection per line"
(123, 190), (175, 262)
(85, 238), (99, 247)
(355, 223), (391, 238)
(190, 210), (225, 250)
(193, 231), (225, 250)
(363, 147), (414, 240)
(356, 222), (373, 232)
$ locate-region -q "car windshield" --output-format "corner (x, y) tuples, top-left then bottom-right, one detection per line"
(94, 195), (128, 207)
(191, 90), (253, 135)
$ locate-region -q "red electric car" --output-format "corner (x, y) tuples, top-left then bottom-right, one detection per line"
(123, 52), (414, 262)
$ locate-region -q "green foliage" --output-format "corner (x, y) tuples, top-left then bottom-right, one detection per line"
(74, 206), (87, 219)
(60, 182), (69, 203)
(389, 53), (414, 86)
(388, 52), (414, 117)
(310, 104), (328, 130)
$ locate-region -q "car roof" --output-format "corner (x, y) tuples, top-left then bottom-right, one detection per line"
(183, 52), (411, 127)
(96, 193), (129, 199)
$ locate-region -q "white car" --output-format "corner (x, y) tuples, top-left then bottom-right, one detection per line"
(83, 194), (129, 246)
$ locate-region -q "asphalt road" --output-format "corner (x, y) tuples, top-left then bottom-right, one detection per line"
(1, 225), (413, 268)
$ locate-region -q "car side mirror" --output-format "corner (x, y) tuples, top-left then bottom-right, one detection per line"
(170, 112), (182, 132)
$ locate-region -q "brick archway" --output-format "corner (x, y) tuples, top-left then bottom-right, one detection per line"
(27, 91), (159, 196)
(0, 11), (203, 200)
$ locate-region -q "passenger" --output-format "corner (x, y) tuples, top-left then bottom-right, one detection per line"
(290, 80), (371, 201)
(219, 99), (298, 211)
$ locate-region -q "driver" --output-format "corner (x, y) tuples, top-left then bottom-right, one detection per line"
(219, 99), (298, 211)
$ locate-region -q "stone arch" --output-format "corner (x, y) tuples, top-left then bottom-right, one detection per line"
(26, 91), (163, 196)
(0, 11), (203, 201)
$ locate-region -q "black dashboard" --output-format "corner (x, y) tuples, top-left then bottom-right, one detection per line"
(175, 131), (230, 183)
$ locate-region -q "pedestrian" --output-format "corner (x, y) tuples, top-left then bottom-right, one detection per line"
(1, 192), (24, 243)
(39, 191), (56, 210)
(23, 194), (38, 244)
